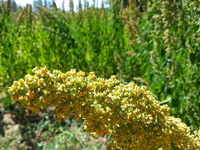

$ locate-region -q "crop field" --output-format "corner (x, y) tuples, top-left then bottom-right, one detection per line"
(0, 0), (199, 149)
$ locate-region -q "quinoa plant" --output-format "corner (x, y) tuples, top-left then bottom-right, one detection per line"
(8, 67), (200, 149)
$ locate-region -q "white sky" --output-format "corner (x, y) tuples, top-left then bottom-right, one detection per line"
(14, 0), (107, 10)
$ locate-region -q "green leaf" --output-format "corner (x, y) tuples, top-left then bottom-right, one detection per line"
(159, 98), (172, 105)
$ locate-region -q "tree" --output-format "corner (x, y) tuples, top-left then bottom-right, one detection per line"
(44, 0), (47, 7)
(11, 0), (17, 11)
(33, 0), (43, 12)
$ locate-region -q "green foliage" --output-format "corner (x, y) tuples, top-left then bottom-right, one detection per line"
(43, 121), (108, 150)
(120, 0), (200, 130)
(36, 117), (108, 150)
(0, 135), (11, 150)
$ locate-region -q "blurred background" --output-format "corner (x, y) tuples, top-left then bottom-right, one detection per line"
(0, 0), (199, 149)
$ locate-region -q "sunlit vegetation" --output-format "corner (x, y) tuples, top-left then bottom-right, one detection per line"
(1, 0), (199, 149)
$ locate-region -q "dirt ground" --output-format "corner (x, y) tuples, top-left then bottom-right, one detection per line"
(0, 102), (45, 149)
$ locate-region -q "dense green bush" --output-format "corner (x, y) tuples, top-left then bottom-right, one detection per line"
(120, 0), (200, 130)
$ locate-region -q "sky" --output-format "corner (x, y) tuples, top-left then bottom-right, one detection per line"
(14, 0), (108, 10)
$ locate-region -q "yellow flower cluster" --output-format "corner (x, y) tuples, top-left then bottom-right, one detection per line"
(8, 67), (200, 149)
